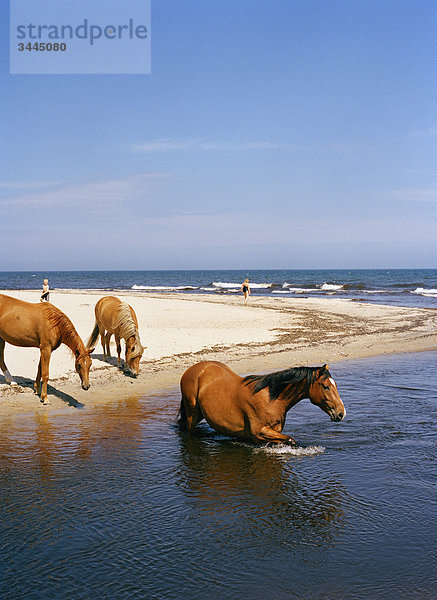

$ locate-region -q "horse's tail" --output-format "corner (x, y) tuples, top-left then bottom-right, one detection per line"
(178, 397), (188, 430)
(86, 322), (100, 350)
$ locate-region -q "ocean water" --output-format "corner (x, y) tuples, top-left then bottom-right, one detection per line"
(0, 351), (436, 599)
(1, 268), (437, 308)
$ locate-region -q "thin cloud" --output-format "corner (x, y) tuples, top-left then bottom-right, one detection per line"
(0, 173), (169, 208)
(130, 138), (285, 153)
(387, 188), (437, 203)
(130, 138), (366, 154)
(408, 126), (437, 139)
(0, 181), (61, 190)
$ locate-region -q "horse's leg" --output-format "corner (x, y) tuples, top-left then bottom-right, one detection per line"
(179, 394), (204, 433)
(99, 327), (108, 359)
(100, 330), (106, 358)
(106, 333), (114, 360)
(34, 359), (42, 395)
(39, 346), (52, 405)
(257, 426), (297, 446)
(101, 331), (108, 360)
(0, 337), (17, 385)
(115, 336), (122, 368)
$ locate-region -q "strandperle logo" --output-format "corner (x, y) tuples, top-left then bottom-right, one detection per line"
(16, 19), (148, 46)
(10, 0), (151, 75)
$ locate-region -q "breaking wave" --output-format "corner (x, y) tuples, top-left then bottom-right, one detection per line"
(282, 283), (345, 293)
(320, 283), (344, 291)
(131, 285), (197, 291)
(411, 287), (437, 297)
(212, 281), (272, 289)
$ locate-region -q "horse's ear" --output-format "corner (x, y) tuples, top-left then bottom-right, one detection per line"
(322, 363), (329, 372)
(88, 347), (95, 354)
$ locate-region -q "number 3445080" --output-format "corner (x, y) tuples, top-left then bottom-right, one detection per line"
(18, 42), (67, 51)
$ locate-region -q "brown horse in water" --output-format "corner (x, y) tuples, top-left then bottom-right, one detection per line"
(179, 361), (346, 445)
(0, 294), (93, 404)
(87, 296), (144, 377)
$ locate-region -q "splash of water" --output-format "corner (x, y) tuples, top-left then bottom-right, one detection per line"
(257, 444), (325, 456)
(229, 441), (326, 455)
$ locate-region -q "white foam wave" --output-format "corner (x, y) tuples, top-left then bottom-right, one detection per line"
(320, 283), (344, 291)
(212, 281), (241, 288)
(411, 287), (437, 297)
(281, 286), (316, 293)
(248, 282), (272, 289)
(131, 285), (197, 291)
(212, 281), (272, 289)
(200, 287), (216, 291)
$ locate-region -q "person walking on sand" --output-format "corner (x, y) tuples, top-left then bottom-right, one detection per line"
(40, 278), (50, 302)
(241, 278), (250, 305)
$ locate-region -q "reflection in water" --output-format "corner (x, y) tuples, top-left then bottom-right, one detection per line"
(177, 431), (345, 556)
(0, 398), (145, 475)
(0, 398), (152, 563)
(35, 412), (61, 481)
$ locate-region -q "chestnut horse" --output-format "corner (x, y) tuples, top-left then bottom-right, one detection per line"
(179, 361), (346, 445)
(87, 296), (144, 376)
(0, 294), (93, 404)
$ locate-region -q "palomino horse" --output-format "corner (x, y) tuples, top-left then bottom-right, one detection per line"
(179, 361), (346, 445)
(87, 296), (144, 376)
(0, 294), (93, 404)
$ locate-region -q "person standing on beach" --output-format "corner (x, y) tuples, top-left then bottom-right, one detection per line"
(40, 278), (50, 302)
(241, 278), (250, 304)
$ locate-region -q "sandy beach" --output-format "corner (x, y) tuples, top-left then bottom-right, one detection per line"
(0, 289), (436, 417)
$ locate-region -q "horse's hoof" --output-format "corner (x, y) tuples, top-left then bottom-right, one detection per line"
(4, 373), (16, 385)
(41, 398), (51, 405)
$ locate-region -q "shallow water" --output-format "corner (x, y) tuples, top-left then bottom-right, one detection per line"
(0, 352), (436, 599)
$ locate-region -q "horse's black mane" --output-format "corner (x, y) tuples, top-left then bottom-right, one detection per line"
(242, 366), (326, 402)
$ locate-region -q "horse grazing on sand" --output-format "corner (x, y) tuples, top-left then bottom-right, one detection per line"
(179, 361), (346, 445)
(87, 296), (144, 377)
(0, 294), (93, 404)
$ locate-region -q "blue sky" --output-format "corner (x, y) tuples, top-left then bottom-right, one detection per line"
(1, 0), (436, 270)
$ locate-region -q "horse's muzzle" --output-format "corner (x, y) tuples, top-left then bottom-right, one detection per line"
(82, 384), (90, 391)
(331, 411), (345, 422)
(329, 407), (346, 421)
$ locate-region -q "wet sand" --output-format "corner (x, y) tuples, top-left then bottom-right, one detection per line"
(0, 289), (436, 417)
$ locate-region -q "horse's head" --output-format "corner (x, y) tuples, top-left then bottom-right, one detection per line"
(309, 364), (346, 422)
(125, 338), (145, 377)
(75, 347), (94, 390)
